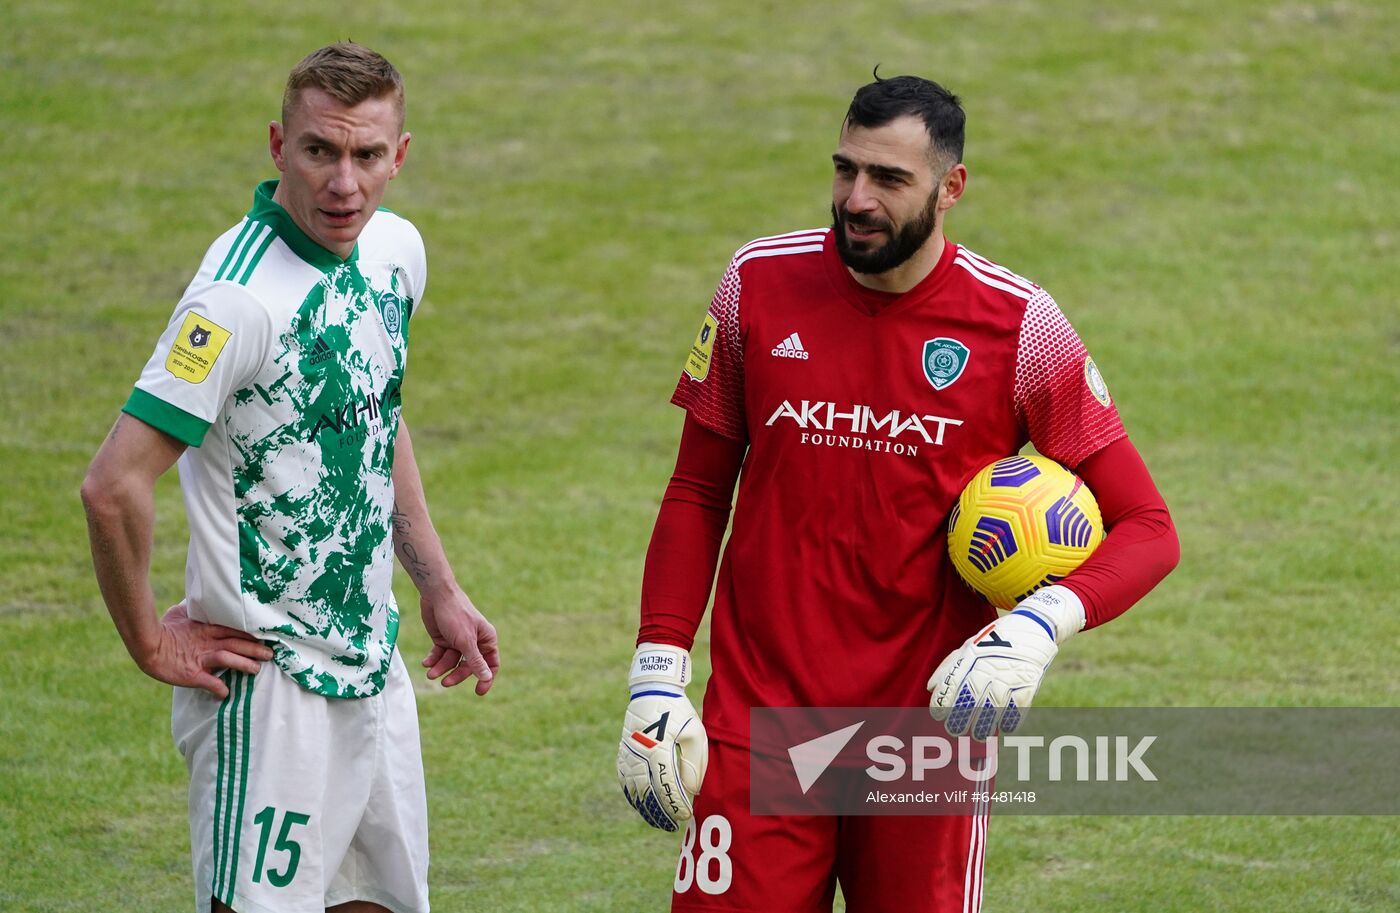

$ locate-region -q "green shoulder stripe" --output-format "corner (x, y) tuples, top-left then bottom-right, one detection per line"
(236, 227), (277, 285)
(122, 388), (210, 447)
(215, 221), (256, 281)
(217, 222), (273, 283)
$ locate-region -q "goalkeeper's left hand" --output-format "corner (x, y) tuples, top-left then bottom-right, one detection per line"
(928, 586), (1085, 740)
(617, 643), (708, 832)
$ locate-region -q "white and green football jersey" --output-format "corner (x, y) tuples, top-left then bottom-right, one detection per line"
(125, 180), (426, 698)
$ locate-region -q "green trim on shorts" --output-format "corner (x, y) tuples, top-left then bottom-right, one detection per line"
(230, 674), (253, 895)
(213, 672), (254, 906)
(213, 676), (229, 901)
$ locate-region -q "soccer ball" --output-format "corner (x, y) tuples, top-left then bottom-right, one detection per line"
(947, 455), (1104, 609)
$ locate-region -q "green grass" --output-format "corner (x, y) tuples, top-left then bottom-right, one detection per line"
(2, 0), (1397, 910)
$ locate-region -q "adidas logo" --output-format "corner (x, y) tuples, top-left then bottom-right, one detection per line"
(771, 333), (810, 360)
(308, 335), (335, 366)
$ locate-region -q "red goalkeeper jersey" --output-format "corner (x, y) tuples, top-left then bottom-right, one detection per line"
(671, 228), (1127, 748)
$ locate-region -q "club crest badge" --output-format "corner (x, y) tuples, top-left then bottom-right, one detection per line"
(922, 337), (970, 391)
(379, 290), (403, 340)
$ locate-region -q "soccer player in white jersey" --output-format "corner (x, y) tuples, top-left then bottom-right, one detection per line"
(81, 43), (498, 913)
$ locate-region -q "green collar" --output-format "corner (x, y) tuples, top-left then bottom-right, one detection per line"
(248, 180), (359, 271)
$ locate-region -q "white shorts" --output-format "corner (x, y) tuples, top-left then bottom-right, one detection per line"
(173, 649), (429, 913)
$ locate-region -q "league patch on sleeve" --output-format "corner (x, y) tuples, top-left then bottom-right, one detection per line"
(1084, 357), (1112, 407)
(684, 313), (719, 382)
(165, 312), (232, 384)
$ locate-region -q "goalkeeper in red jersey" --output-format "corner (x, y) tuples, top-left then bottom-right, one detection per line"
(616, 73), (1179, 912)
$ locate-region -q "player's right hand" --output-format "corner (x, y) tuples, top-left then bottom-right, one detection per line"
(617, 643), (708, 832)
(136, 602), (274, 699)
(927, 586), (1084, 740)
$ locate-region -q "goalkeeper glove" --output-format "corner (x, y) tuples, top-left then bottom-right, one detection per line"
(928, 585), (1085, 741)
(617, 643), (709, 832)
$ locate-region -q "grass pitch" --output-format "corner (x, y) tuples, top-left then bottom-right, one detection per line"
(2, 1), (1397, 910)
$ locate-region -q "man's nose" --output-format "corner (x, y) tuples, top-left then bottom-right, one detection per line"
(327, 156), (357, 196)
(844, 174), (879, 214)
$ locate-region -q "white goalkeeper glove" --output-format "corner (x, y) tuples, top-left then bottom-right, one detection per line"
(617, 643), (709, 832)
(928, 586), (1086, 741)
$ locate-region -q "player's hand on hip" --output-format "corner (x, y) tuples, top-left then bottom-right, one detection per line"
(617, 643), (708, 832)
(927, 586), (1085, 740)
(420, 585), (499, 694)
(135, 602), (274, 699)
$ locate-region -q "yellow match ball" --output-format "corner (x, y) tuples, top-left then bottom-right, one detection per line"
(947, 455), (1104, 609)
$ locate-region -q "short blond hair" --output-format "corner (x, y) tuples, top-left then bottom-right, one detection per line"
(282, 42), (405, 131)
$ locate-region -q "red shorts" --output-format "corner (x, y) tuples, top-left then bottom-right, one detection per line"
(671, 738), (989, 913)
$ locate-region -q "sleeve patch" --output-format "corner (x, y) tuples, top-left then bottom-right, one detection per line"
(684, 314), (719, 382)
(1084, 357), (1112, 407)
(165, 312), (232, 384)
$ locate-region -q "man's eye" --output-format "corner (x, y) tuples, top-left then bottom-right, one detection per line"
(306, 146), (323, 156)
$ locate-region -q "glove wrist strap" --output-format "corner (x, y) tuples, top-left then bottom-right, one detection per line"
(629, 643), (692, 689)
(1014, 585), (1086, 643)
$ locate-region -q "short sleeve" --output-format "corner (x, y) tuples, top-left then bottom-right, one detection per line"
(404, 221), (427, 319)
(670, 254), (746, 442)
(1014, 291), (1126, 469)
(122, 283), (273, 447)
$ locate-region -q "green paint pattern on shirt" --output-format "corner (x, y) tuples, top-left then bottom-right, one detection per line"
(230, 263), (407, 698)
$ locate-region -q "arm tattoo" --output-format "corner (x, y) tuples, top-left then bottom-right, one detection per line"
(400, 542), (430, 583)
(390, 502), (428, 583)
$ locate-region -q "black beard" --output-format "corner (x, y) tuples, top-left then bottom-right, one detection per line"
(831, 190), (940, 275)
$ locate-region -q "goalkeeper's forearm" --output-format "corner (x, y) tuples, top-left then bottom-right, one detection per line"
(637, 415), (744, 647)
(1060, 438), (1180, 628)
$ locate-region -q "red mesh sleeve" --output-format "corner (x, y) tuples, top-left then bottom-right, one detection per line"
(671, 255), (747, 442)
(1014, 291), (1126, 469)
